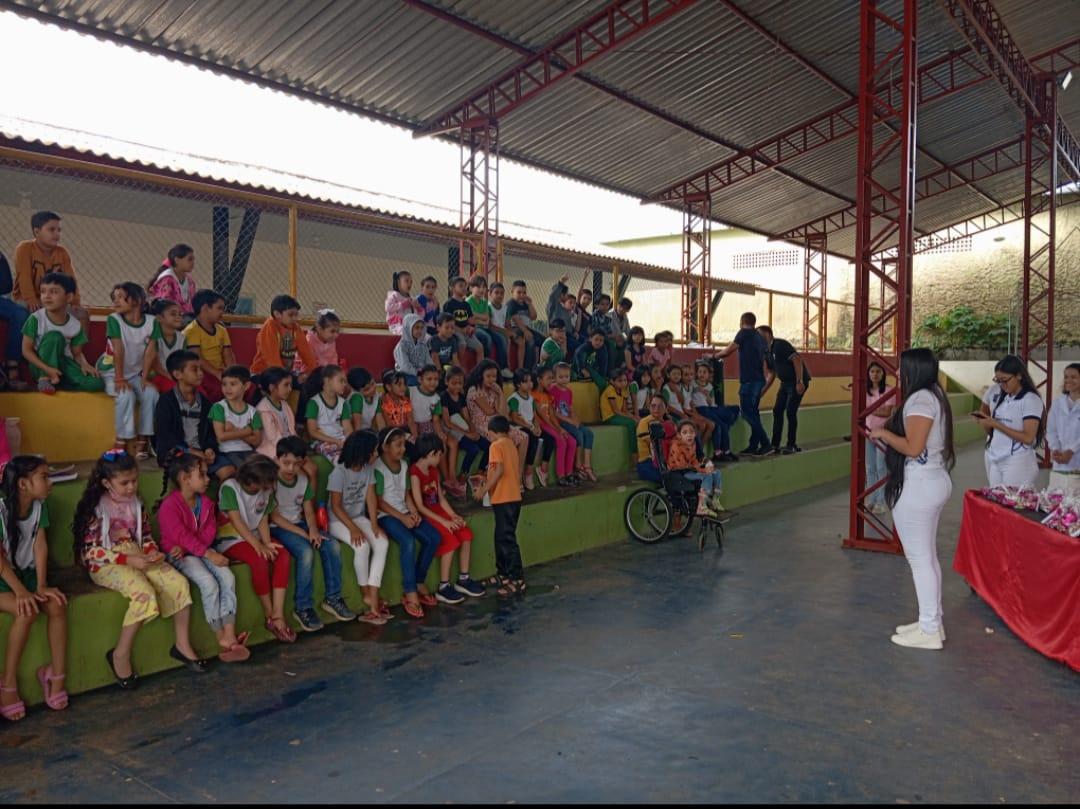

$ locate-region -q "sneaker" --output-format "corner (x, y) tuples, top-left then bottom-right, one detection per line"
(720, 451), (739, 463)
(695, 502), (718, 518)
(37, 377), (56, 395)
(737, 446), (756, 456)
(895, 621), (946, 642)
(454, 576), (486, 598)
(709, 494), (725, 513)
(320, 596), (356, 622)
(890, 629), (943, 650)
(780, 446), (796, 456)
(499, 368), (514, 381)
(753, 446), (775, 457)
(293, 607), (324, 632)
(47, 464), (78, 484)
(786, 445), (802, 454)
(436, 583), (465, 604)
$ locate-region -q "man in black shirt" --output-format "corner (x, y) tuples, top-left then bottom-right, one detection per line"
(713, 312), (771, 455)
(759, 325), (811, 454)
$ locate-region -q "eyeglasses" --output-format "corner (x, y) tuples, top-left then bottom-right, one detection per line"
(993, 374), (1016, 385)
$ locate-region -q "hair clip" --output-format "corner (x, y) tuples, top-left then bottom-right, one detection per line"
(316, 307), (337, 316)
(381, 428), (403, 446)
(102, 448), (128, 462)
(162, 258), (172, 268)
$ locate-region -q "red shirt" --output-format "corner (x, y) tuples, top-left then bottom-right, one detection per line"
(409, 462), (441, 509)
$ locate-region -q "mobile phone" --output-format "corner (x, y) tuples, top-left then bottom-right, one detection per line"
(970, 411), (986, 419)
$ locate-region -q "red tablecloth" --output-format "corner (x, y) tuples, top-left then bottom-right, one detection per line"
(953, 490), (1080, 672)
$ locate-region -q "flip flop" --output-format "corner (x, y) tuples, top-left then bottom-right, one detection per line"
(0, 683), (25, 722)
(36, 665), (69, 710)
(265, 617), (297, 644)
(417, 592), (438, 608)
(401, 597), (424, 619)
(358, 610), (388, 625)
(218, 643), (251, 663)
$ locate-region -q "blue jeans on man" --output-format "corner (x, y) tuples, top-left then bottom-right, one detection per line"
(739, 380), (770, 452)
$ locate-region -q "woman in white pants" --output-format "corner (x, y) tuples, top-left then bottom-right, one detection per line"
(327, 431), (390, 626)
(1047, 362), (1080, 495)
(975, 355), (1045, 488)
(870, 348), (955, 651)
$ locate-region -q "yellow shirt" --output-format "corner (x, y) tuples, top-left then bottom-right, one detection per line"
(182, 320), (232, 371)
(636, 415), (659, 460)
(600, 384), (629, 422)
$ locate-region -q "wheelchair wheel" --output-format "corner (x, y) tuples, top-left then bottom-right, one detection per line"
(625, 488), (672, 544)
(670, 498), (695, 538)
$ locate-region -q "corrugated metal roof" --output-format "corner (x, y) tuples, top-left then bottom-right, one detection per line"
(0, 116), (760, 288)
(4, 0), (1078, 259)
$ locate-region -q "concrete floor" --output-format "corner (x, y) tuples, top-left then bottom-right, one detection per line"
(1, 443), (1077, 804)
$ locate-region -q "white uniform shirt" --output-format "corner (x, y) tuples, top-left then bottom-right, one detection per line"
(903, 389), (947, 471)
(982, 386), (1044, 464)
(328, 463), (375, 522)
(1046, 393), (1080, 472)
(216, 480), (273, 550)
(409, 387), (442, 425)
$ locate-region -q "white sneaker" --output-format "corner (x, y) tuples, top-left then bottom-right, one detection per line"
(895, 621), (946, 642)
(890, 629), (944, 650)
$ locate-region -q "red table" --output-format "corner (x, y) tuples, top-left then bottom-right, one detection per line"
(953, 490), (1080, 672)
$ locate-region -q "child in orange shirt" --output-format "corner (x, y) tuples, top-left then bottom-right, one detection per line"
(12, 210), (90, 334)
(251, 295), (317, 377)
(668, 421), (724, 518)
(473, 416), (525, 596)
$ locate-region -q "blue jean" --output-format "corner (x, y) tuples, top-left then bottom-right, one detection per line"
(403, 374), (418, 387)
(866, 439), (888, 505)
(104, 373), (160, 440)
(696, 405), (740, 453)
(637, 460), (661, 483)
(458, 435), (490, 474)
(559, 420), (594, 450)
(683, 469), (723, 495)
(477, 327), (508, 366)
(270, 520), (343, 611)
(172, 554), (237, 631)
(378, 515), (440, 594)
(738, 380), (769, 451)
(0, 297), (28, 361)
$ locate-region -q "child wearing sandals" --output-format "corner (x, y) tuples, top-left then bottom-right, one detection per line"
(156, 450), (250, 663)
(0, 456), (68, 720)
(269, 437), (355, 633)
(98, 282), (161, 459)
(472, 416), (526, 596)
(302, 365), (354, 463)
(73, 450), (208, 689)
(217, 454), (296, 643)
(408, 433), (485, 605)
(668, 421), (726, 518)
(375, 427), (441, 619)
(328, 430), (390, 625)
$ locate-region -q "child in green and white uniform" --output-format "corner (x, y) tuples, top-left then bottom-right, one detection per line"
(97, 283), (161, 458)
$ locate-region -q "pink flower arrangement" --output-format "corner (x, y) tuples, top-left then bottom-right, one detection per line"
(979, 484), (1080, 539)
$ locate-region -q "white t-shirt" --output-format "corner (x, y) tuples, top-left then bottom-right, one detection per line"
(410, 387), (442, 424)
(982, 386), (1044, 464)
(0, 499), (44, 571)
(209, 400), (262, 453)
(1047, 393), (1080, 473)
(102, 313), (161, 379)
(274, 473), (313, 524)
(690, 384), (714, 409)
(328, 462), (374, 522)
(662, 384), (685, 414)
(632, 384), (652, 415)
(23, 309), (84, 359)
(903, 388), (947, 471)
(305, 394), (350, 442)
(349, 393), (380, 431)
(157, 331), (186, 369)
(490, 303), (507, 329)
(217, 480), (274, 549)
(508, 392), (536, 424)
(374, 457), (411, 517)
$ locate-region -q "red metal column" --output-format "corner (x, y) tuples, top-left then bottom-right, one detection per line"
(846, 0), (918, 554)
(1021, 77), (1058, 463)
(458, 121), (499, 278)
(802, 234), (827, 350)
(680, 193), (711, 344)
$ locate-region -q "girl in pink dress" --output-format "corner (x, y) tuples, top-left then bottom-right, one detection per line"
(385, 271), (424, 336)
(295, 309), (342, 374)
(147, 245), (197, 317)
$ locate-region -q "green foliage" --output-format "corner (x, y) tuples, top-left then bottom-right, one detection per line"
(914, 306), (1009, 352)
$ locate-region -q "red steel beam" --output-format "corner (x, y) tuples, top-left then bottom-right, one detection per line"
(780, 137), (1024, 240)
(939, 0), (1080, 181)
(401, 0), (857, 206)
(414, 0), (699, 137)
(716, 0), (1002, 208)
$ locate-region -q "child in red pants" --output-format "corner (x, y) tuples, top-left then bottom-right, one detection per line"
(409, 434), (486, 604)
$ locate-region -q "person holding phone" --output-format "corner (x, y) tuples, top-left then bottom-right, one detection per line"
(975, 355), (1045, 488)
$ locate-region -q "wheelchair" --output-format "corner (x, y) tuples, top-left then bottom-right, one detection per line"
(623, 422), (731, 553)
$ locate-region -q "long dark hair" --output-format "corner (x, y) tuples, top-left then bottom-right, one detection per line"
(72, 452), (139, 566)
(466, 359), (499, 393)
(146, 243), (193, 292)
(990, 354), (1046, 446)
(156, 447), (203, 510)
(883, 348), (955, 508)
(2, 455), (49, 569)
(298, 365), (344, 422)
(867, 361), (887, 395)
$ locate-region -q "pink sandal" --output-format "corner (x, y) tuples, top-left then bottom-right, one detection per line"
(401, 597), (424, 619)
(36, 665), (68, 711)
(0, 683), (25, 721)
(358, 610), (387, 625)
(266, 617), (297, 644)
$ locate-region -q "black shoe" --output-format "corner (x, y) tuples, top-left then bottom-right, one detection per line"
(737, 446), (756, 456)
(782, 445), (801, 455)
(754, 446), (775, 457)
(721, 451), (740, 463)
(169, 645), (209, 673)
(106, 648), (139, 689)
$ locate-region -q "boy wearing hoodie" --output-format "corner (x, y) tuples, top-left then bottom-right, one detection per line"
(393, 314), (431, 386)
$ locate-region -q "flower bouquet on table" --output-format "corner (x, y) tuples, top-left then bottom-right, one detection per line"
(1040, 492), (1080, 539)
(977, 484), (1040, 511)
